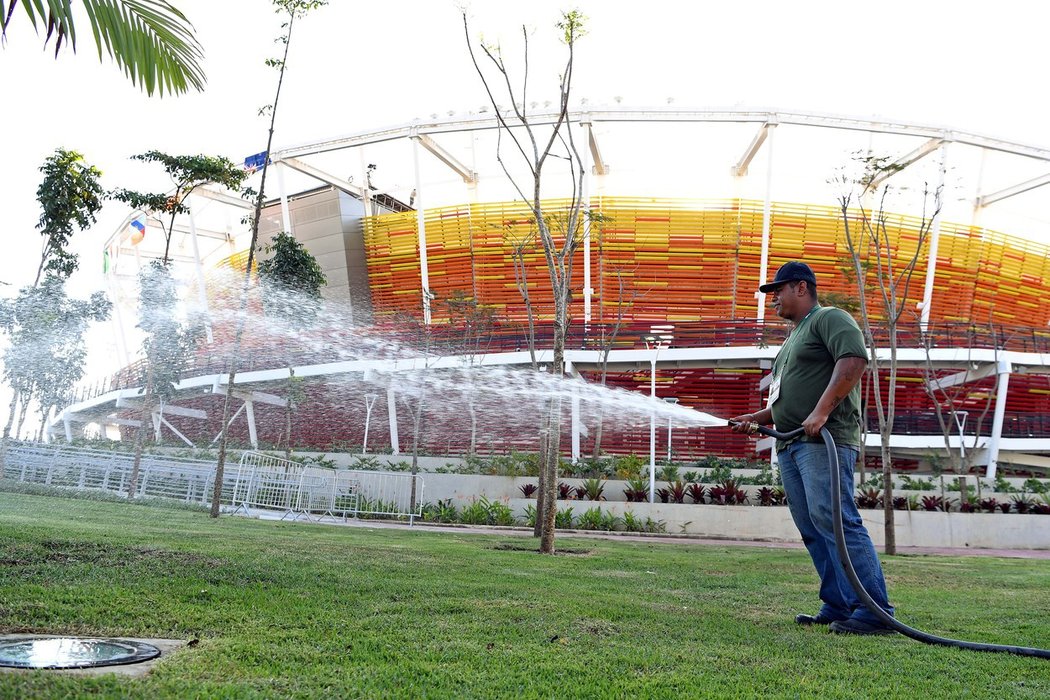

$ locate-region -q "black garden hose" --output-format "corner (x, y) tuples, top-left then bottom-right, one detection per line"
(736, 421), (1050, 659)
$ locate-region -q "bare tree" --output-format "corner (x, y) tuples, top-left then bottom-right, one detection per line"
(441, 290), (497, 456)
(463, 10), (589, 553)
(920, 320), (1003, 506)
(838, 154), (942, 555)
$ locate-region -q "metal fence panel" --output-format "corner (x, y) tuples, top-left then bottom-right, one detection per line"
(3, 443), (423, 521)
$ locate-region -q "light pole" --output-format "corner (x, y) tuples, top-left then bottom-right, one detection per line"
(644, 327), (673, 503)
(664, 397), (679, 463)
(362, 393), (378, 453)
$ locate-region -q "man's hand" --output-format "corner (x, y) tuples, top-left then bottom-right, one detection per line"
(801, 410), (829, 438)
(729, 407), (772, 436)
(729, 414), (759, 435)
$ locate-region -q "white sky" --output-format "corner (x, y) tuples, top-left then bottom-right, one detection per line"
(2, 0), (1049, 305)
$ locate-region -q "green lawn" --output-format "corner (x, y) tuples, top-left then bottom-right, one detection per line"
(1, 491), (1048, 699)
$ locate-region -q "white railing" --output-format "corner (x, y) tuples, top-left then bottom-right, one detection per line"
(2, 443), (424, 521)
(2, 442), (226, 504)
(234, 451), (423, 520)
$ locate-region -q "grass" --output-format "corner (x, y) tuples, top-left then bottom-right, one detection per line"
(0, 492), (1048, 699)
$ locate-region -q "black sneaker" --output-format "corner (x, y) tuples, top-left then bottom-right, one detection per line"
(828, 619), (896, 636)
(794, 612), (841, 626)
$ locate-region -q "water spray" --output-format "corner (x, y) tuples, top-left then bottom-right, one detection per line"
(728, 419), (1050, 659)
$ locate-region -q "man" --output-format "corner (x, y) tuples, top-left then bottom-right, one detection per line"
(731, 261), (896, 636)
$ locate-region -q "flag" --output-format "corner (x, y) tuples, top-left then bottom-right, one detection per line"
(130, 219), (146, 245)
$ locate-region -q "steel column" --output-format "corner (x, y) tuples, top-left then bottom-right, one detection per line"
(919, 142), (949, 332)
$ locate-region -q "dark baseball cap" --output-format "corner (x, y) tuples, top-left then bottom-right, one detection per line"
(758, 261), (818, 293)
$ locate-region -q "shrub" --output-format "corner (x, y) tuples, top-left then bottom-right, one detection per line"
(557, 482), (574, 500)
(421, 499), (457, 523)
(756, 486), (777, 507)
(657, 464), (678, 482)
(855, 488), (882, 509)
(554, 507), (574, 529)
(613, 454), (646, 480)
(665, 480), (687, 504)
(709, 479), (748, 505)
(921, 495), (952, 512)
(622, 510), (666, 533)
(623, 477), (649, 503)
(519, 483), (538, 499)
(686, 483), (706, 504)
(577, 507), (604, 530)
(1011, 495), (1035, 514)
(1023, 478), (1048, 494)
(578, 477), (605, 501)
(900, 475), (935, 491)
(979, 497), (999, 513)
(460, 497), (515, 526)
(751, 462), (776, 486)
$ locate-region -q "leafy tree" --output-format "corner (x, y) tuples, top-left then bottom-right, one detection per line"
(211, 0), (327, 518)
(0, 0), (205, 96)
(124, 258), (203, 495)
(464, 10), (589, 554)
(111, 151), (247, 263)
(0, 149), (109, 476)
(0, 278), (110, 441)
(33, 148), (104, 285)
(257, 231), (326, 458)
(111, 151), (243, 496)
(257, 231), (326, 322)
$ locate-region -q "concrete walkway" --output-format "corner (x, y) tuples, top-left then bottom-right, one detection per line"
(247, 510), (1050, 559)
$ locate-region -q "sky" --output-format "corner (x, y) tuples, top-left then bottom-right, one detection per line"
(2, 0), (1049, 341)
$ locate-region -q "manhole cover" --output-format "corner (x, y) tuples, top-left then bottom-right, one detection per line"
(0, 637), (161, 669)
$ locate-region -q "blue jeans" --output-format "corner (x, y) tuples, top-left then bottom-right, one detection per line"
(778, 441), (894, 626)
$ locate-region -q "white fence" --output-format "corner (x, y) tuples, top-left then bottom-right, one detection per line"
(1, 443), (424, 520)
(233, 451), (424, 520)
(2, 443), (225, 504)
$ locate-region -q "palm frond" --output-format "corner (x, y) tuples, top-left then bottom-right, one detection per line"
(84, 0), (205, 96)
(2, 0), (205, 96)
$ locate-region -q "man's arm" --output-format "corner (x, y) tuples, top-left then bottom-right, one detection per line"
(802, 356), (867, 437)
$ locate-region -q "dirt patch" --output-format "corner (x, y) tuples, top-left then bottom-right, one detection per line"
(1, 541), (222, 568)
(489, 543), (595, 556)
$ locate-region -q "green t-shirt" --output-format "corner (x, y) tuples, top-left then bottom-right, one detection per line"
(770, 305), (868, 451)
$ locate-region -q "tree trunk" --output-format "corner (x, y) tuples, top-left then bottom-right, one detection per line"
(468, 400), (477, 456)
(533, 420), (549, 538)
(0, 390), (18, 479)
(590, 407), (604, 461)
(408, 384), (426, 519)
(538, 396), (561, 553)
(15, 393), (32, 440)
(881, 435), (896, 555)
(211, 364), (237, 518)
(128, 367), (156, 499)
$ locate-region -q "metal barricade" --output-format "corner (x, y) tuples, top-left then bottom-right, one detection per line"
(3, 443), (424, 522)
(234, 452), (423, 520)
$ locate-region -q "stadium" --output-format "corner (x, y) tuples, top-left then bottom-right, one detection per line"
(57, 107), (1050, 479)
